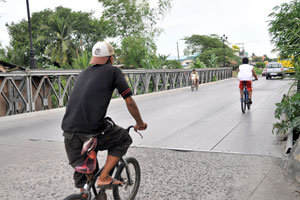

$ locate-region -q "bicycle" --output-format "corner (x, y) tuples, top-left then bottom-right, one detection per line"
(63, 126), (143, 200)
(191, 79), (199, 91)
(240, 80), (257, 113)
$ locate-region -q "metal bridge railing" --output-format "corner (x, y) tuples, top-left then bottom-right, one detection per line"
(0, 68), (232, 116)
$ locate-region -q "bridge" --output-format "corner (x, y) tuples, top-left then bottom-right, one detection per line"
(0, 76), (299, 200)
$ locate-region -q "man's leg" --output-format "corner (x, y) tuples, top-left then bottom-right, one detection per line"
(240, 88), (243, 99)
(249, 91), (253, 104)
(248, 81), (253, 103)
(97, 155), (122, 185)
(64, 133), (95, 198)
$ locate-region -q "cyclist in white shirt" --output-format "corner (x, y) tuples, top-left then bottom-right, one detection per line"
(237, 57), (258, 104)
(190, 69), (199, 86)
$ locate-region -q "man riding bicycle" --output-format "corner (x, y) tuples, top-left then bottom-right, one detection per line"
(190, 69), (199, 89)
(237, 57), (258, 104)
(61, 41), (147, 198)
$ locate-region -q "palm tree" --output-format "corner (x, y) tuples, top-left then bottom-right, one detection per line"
(43, 16), (78, 68)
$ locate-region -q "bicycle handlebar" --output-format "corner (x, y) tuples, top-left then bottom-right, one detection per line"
(127, 126), (143, 139)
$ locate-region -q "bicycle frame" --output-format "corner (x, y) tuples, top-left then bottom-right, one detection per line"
(243, 85), (249, 104)
(64, 126), (142, 200)
(81, 157), (132, 199)
(241, 81), (251, 113)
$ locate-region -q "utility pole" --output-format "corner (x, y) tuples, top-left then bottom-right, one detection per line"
(26, 0), (37, 69)
(177, 42), (180, 61)
(220, 34), (228, 67)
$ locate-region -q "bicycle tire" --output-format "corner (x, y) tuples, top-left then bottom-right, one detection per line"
(63, 194), (86, 200)
(113, 157), (141, 200)
(241, 93), (246, 113)
(247, 102), (251, 110)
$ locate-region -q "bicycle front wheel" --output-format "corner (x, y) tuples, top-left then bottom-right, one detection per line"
(247, 101), (251, 110)
(63, 194), (86, 200)
(113, 157), (141, 200)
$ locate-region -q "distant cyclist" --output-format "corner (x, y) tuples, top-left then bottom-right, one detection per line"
(190, 69), (199, 89)
(237, 57), (258, 104)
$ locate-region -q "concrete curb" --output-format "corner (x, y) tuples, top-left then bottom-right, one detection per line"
(287, 139), (300, 183)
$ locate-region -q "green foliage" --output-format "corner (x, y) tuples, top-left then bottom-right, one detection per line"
(191, 57), (206, 68)
(212, 75), (217, 82)
(164, 60), (182, 69)
(184, 34), (237, 67)
(273, 62), (300, 136)
(98, 0), (171, 38)
(269, 0), (300, 60)
(120, 35), (155, 69)
(100, 0), (172, 69)
(42, 15), (77, 68)
(207, 53), (218, 68)
(0, 45), (28, 66)
(270, 1), (300, 136)
(71, 51), (92, 69)
(255, 62), (266, 68)
(273, 93), (300, 136)
(254, 67), (262, 75)
(6, 6), (106, 68)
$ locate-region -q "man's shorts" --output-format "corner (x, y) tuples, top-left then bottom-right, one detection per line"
(63, 121), (132, 168)
(239, 80), (252, 92)
(63, 118), (132, 188)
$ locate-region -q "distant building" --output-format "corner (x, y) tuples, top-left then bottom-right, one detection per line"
(167, 52), (201, 68)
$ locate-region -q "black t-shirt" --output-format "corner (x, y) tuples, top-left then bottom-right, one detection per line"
(61, 64), (132, 134)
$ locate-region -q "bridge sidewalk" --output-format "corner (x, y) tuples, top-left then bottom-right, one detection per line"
(0, 137), (299, 200)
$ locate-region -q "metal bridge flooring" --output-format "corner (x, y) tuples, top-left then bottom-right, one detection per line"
(0, 77), (292, 156)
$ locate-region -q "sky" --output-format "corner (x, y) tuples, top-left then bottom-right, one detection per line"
(0, 0), (291, 59)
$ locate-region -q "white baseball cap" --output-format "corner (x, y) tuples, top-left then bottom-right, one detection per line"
(90, 41), (115, 65)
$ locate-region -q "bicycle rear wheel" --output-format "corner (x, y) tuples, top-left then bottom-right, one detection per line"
(63, 194), (86, 200)
(241, 93), (246, 113)
(113, 157), (141, 200)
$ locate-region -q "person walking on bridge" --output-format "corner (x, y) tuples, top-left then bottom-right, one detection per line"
(237, 57), (258, 104)
(61, 41), (147, 197)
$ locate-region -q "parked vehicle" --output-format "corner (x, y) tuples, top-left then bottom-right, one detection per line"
(262, 68), (267, 76)
(278, 56), (295, 75)
(284, 67), (295, 75)
(266, 62), (285, 79)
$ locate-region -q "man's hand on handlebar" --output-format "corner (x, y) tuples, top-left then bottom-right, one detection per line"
(134, 122), (147, 132)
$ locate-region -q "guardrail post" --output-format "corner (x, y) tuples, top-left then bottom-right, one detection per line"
(26, 75), (33, 112)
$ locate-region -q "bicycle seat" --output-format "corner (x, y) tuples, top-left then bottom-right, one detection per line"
(75, 137), (98, 174)
(75, 150), (97, 174)
(81, 137), (98, 155)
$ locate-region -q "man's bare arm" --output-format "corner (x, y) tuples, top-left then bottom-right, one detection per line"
(252, 69), (258, 80)
(125, 96), (147, 130)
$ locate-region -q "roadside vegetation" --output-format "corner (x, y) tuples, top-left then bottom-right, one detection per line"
(269, 0), (300, 137)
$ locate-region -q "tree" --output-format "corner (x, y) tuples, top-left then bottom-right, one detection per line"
(183, 34), (237, 67)
(207, 53), (218, 68)
(71, 50), (91, 69)
(98, 0), (171, 38)
(0, 45), (28, 66)
(269, 0), (300, 61)
(191, 57), (206, 69)
(42, 15), (77, 68)
(270, 1), (300, 137)
(119, 34), (161, 69)
(6, 6), (107, 68)
(99, 0), (172, 69)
